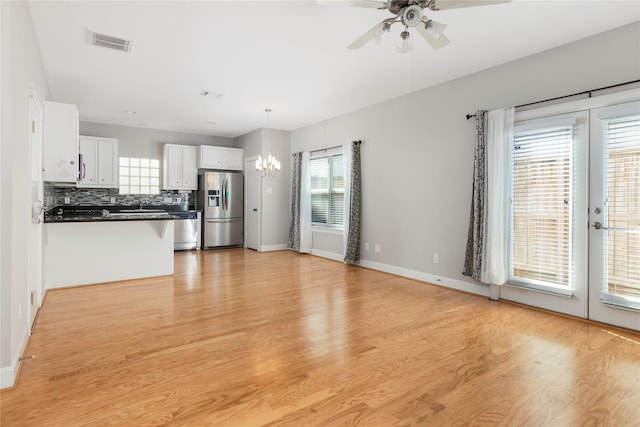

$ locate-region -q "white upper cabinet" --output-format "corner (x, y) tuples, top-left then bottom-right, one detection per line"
(198, 145), (243, 170)
(77, 136), (118, 188)
(163, 144), (197, 190)
(43, 101), (79, 182)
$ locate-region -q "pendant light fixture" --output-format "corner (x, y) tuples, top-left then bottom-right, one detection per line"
(256, 108), (281, 177)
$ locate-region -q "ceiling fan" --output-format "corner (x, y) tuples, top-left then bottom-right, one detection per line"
(318, 0), (511, 53)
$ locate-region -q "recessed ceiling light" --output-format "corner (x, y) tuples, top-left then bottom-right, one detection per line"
(206, 121), (217, 125)
(125, 110), (136, 115)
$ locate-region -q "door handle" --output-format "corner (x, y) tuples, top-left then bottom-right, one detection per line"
(593, 223), (640, 233)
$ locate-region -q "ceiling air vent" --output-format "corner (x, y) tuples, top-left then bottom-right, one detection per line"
(88, 29), (132, 53)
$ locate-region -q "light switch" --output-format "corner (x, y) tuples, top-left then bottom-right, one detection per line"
(267, 187), (273, 194)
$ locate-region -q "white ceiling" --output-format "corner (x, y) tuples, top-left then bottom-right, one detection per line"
(28, 1), (640, 138)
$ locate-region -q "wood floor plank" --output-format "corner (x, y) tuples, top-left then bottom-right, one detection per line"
(1, 249), (639, 426)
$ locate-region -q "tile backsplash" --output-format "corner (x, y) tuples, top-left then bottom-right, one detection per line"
(44, 182), (194, 210)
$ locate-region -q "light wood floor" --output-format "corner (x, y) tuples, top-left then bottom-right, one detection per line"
(2, 249), (639, 426)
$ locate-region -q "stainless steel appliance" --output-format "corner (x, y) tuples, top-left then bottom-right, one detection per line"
(197, 171), (244, 248)
(173, 211), (201, 250)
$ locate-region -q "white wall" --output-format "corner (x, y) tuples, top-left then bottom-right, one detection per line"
(235, 128), (291, 250)
(291, 22), (640, 294)
(1, 1), (51, 388)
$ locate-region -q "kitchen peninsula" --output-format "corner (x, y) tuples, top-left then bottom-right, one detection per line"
(44, 207), (174, 288)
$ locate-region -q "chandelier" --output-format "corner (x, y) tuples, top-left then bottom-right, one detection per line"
(256, 109), (281, 177)
(256, 151), (281, 177)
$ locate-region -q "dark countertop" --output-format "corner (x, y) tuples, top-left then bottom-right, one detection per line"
(44, 205), (201, 224)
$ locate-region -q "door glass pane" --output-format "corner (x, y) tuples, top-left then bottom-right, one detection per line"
(511, 125), (574, 292)
(601, 114), (640, 309)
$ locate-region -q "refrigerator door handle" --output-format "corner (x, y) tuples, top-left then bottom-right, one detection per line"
(221, 179), (225, 212)
(224, 178), (228, 212)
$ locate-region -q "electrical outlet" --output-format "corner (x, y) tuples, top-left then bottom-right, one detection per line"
(374, 244), (381, 253)
(64, 197), (70, 204)
(164, 197), (172, 203)
(176, 197), (182, 203)
(433, 254), (440, 264)
(110, 197), (116, 204)
(364, 242), (369, 251)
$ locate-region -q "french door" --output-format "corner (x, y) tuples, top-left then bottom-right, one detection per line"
(501, 93), (640, 332)
(588, 101), (640, 331)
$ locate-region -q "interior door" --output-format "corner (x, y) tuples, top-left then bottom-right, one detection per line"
(245, 157), (260, 250)
(28, 93), (44, 328)
(588, 100), (640, 331)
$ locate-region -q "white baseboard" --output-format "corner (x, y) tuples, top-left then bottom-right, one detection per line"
(259, 244), (288, 252)
(0, 326), (29, 389)
(311, 249), (344, 262)
(311, 250), (489, 297)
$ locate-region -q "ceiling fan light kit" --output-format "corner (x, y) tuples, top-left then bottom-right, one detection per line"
(397, 29), (412, 53)
(323, 0), (511, 53)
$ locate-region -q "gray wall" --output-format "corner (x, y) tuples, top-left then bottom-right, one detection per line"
(79, 121), (234, 160)
(291, 22), (640, 289)
(1, 1), (51, 383)
(235, 128), (291, 249)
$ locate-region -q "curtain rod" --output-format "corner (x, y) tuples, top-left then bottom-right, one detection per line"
(310, 140), (362, 154)
(465, 79), (640, 120)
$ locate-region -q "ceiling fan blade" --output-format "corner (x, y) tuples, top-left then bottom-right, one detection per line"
(416, 21), (450, 49)
(430, 0), (511, 10)
(347, 21), (388, 49)
(317, 0), (388, 9)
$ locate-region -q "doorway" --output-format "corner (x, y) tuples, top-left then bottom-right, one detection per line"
(245, 157), (260, 251)
(500, 92), (640, 331)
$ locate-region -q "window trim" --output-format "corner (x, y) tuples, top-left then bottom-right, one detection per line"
(310, 152), (344, 229)
(118, 156), (161, 195)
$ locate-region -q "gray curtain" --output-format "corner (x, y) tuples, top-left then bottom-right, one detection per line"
(344, 141), (362, 264)
(287, 152), (302, 251)
(463, 111), (488, 280)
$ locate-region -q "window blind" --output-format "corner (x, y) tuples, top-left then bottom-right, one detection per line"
(511, 126), (573, 290)
(310, 154), (344, 226)
(601, 114), (640, 308)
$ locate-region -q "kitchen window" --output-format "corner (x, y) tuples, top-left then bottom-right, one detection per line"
(119, 157), (160, 195)
(310, 152), (344, 228)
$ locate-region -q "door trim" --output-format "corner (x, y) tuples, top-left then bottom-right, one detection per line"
(244, 156), (261, 250)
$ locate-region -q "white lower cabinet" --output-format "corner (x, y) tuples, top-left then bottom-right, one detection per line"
(198, 145), (243, 170)
(77, 136), (118, 188)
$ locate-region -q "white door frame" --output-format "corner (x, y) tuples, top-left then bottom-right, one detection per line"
(498, 89), (640, 331)
(244, 156), (261, 251)
(27, 85), (44, 330)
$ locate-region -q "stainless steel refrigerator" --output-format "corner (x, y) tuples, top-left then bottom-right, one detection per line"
(197, 171), (244, 248)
